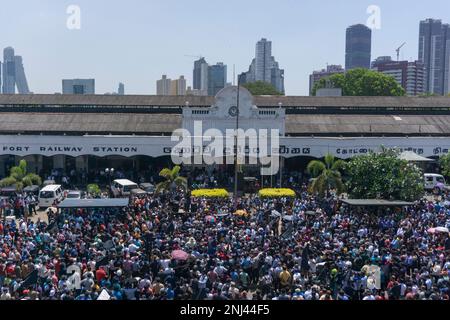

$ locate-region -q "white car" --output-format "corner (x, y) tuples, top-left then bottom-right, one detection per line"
(424, 174), (447, 191)
(66, 190), (82, 200)
(38, 185), (64, 208)
(111, 179), (139, 198)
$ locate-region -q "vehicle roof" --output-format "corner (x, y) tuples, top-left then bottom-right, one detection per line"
(424, 173), (444, 177)
(67, 190), (81, 194)
(58, 198), (129, 208)
(1, 186), (18, 191)
(40, 185), (62, 192)
(113, 179), (138, 186)
(23, 185), (39, 191)
(131, 188), (147, 194)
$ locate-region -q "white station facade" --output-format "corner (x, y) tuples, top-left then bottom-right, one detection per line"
(1, 86), (450, 177)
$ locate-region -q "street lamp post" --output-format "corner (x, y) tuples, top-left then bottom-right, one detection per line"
(234, 80), (241, 206)
(278, 102), (283, 188)
(105, 168), (114, 187)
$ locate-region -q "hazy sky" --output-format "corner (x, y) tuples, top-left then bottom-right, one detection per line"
(1, 0), (449, 96)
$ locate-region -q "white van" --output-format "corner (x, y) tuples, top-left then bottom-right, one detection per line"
(424, 174), (446, 191)
(111, 179), (139, 198)
(38, 185), (64, 208)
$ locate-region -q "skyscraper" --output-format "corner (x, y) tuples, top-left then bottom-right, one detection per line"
(14, 56), (30, 94)
(170, 76), (187, 96)
(345, 24), (372, 70)
(62, 79), (95, 94)
(193, 58), (208, 95)
(2, 47), (16, 94)
(255, 38), (273, 84)
(418, 18), (450, 95)
(1, 47), (31, 94)
(208, 63), (227, 96)
(156, 75), (172, 95)
(239, 38), (285, 94)
(118, 83), (125, 95)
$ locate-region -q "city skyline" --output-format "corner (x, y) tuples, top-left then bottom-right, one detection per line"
(0, 0), (449, 96)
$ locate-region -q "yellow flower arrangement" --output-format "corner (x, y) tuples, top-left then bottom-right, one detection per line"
(191, 189), (229, 198)
(258, 188), (296, 198)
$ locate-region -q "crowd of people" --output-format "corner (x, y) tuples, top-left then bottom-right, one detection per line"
(0, 184), (449, 301)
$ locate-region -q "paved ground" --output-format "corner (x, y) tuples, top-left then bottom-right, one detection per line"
(26, 209), (49, 224)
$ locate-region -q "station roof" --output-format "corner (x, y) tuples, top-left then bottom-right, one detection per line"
(0, 112), (182, 134)
(285, 114), (450, 135)
(1, 94), (449, 109)
(0, 94), (214, 107)
(1, 112), (450, 136)
(1, 94), (450, 136)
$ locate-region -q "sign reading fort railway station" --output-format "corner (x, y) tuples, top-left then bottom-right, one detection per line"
(1, 135), (450, 159)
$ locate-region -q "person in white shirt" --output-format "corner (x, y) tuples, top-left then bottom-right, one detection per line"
(67, 270), (81, 290)
(0, 288), (11, 300)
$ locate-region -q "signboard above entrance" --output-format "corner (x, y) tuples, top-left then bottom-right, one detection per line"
(0, 135), (448, 159)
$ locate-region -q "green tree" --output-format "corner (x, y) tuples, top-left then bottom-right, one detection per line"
(156, 165), (188, 194)
(439, 153), (450, 177)
(0, 160), (42, 191)
(242, 81), (283, 96)
(345, 148), (424, 201)
(312, 68), (406, 96)
(307, 153), (346, 197)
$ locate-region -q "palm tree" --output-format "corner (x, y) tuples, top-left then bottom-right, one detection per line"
(0, 160), (42, 191)
(87, 184), (101, 198)
(307, 154), (345, 197)
(156, 165), (188, 194)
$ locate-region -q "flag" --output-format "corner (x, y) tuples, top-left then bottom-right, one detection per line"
(18, 269), (38, 291)
(97, 289), (111, 300)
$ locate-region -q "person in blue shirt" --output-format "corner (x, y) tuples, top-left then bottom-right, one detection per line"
(75, 290), (93, 300)
(166, 284), (175, 300)
(112, 283), (123, 300)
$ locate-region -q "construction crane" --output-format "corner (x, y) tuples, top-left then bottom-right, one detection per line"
(396, 42), (406, 61)
(184, 54), (204, 60)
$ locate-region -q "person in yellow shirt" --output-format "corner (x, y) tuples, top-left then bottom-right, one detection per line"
(279, 266), (292, 288)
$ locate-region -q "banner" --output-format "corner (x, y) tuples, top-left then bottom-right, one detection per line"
(0, 135), (449, 159)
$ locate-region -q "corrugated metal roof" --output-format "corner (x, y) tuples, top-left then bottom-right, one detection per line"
(285, 114), (447, 135)
(1, 112), (450, 136)
(1, 94), (449, 108)
(255, 95), (450, 108)
(0, 113), (182, 133)
(0, 94), (214, 106)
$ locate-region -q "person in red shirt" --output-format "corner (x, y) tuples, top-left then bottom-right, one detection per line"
(96, 266), (107, 283)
